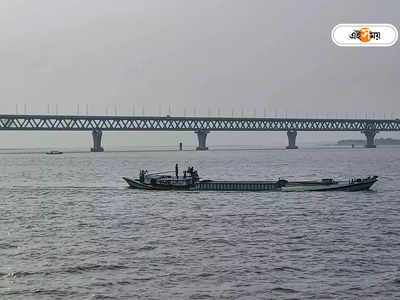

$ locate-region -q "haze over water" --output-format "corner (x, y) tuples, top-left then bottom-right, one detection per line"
(2, 147), (400, 299)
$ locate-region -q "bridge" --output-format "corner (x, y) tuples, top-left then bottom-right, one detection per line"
(0, 114), (399, 151)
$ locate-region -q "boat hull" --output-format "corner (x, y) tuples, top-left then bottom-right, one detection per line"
(123, 177), (377, 192)
(281, 179), (377, 192)
(123, 177), (195, 190)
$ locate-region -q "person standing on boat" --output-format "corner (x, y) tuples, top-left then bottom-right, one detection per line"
(175, 163), (179, 179)
(188, 166), (193, 177)
(139, 170), (144, 182)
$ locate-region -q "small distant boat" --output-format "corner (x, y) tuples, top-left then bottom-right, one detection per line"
(46, 150), (63, 155)
(123, 166), (378, 192)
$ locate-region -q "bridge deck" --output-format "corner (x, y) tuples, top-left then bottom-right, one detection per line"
(0, 115), (398, 131)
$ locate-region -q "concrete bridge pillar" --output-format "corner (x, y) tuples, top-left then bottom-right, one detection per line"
(286, 130), (298, 149)
(91, 129), (104, 152)
(195, 130), (209, 150)
(362, 129), (378, 148)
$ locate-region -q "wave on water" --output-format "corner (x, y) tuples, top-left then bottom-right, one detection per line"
(1, 289), (82, 298)
(3, 264), (129, 279)
(0, 243), (18, 250)
(271, 287), (300, 294)
(271, 266), (304, 272)
(6, 186), (124, 191)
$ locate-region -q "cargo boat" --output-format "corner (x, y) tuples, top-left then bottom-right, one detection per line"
(123, 167), (378, 192)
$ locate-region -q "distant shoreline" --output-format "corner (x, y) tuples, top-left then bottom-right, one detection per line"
(0, 146), (289, 155)
(1, 144), (400, 155)
(337, 138), (400, 145)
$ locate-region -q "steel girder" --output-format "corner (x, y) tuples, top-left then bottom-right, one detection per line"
(0, 115), (399, 131)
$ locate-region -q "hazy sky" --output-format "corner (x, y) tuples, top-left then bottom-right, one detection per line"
(0, 1), (399, 149)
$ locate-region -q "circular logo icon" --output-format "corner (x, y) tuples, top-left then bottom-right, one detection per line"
(359, 27), (371, 42)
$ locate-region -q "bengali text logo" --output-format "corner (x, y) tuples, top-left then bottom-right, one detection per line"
(332, 24), (398, 47)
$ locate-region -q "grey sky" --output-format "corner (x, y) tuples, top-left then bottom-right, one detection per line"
(0, 1), (399, 148)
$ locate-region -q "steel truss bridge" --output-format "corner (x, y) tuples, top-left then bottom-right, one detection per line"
(0, 114), (399, 151)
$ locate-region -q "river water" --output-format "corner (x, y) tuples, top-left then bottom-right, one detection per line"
(1, 147), (400, 299)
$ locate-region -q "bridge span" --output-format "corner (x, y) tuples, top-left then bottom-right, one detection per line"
(0, 114), (399, 151)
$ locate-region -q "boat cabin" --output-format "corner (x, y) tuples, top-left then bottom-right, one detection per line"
(139, 167), (199, 188)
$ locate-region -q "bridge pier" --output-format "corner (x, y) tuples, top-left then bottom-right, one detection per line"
(91, 129), (104, 152)
(286, 130), (298, 149)
(362, 129), (378, 148)
(195, 130), (209, 150)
